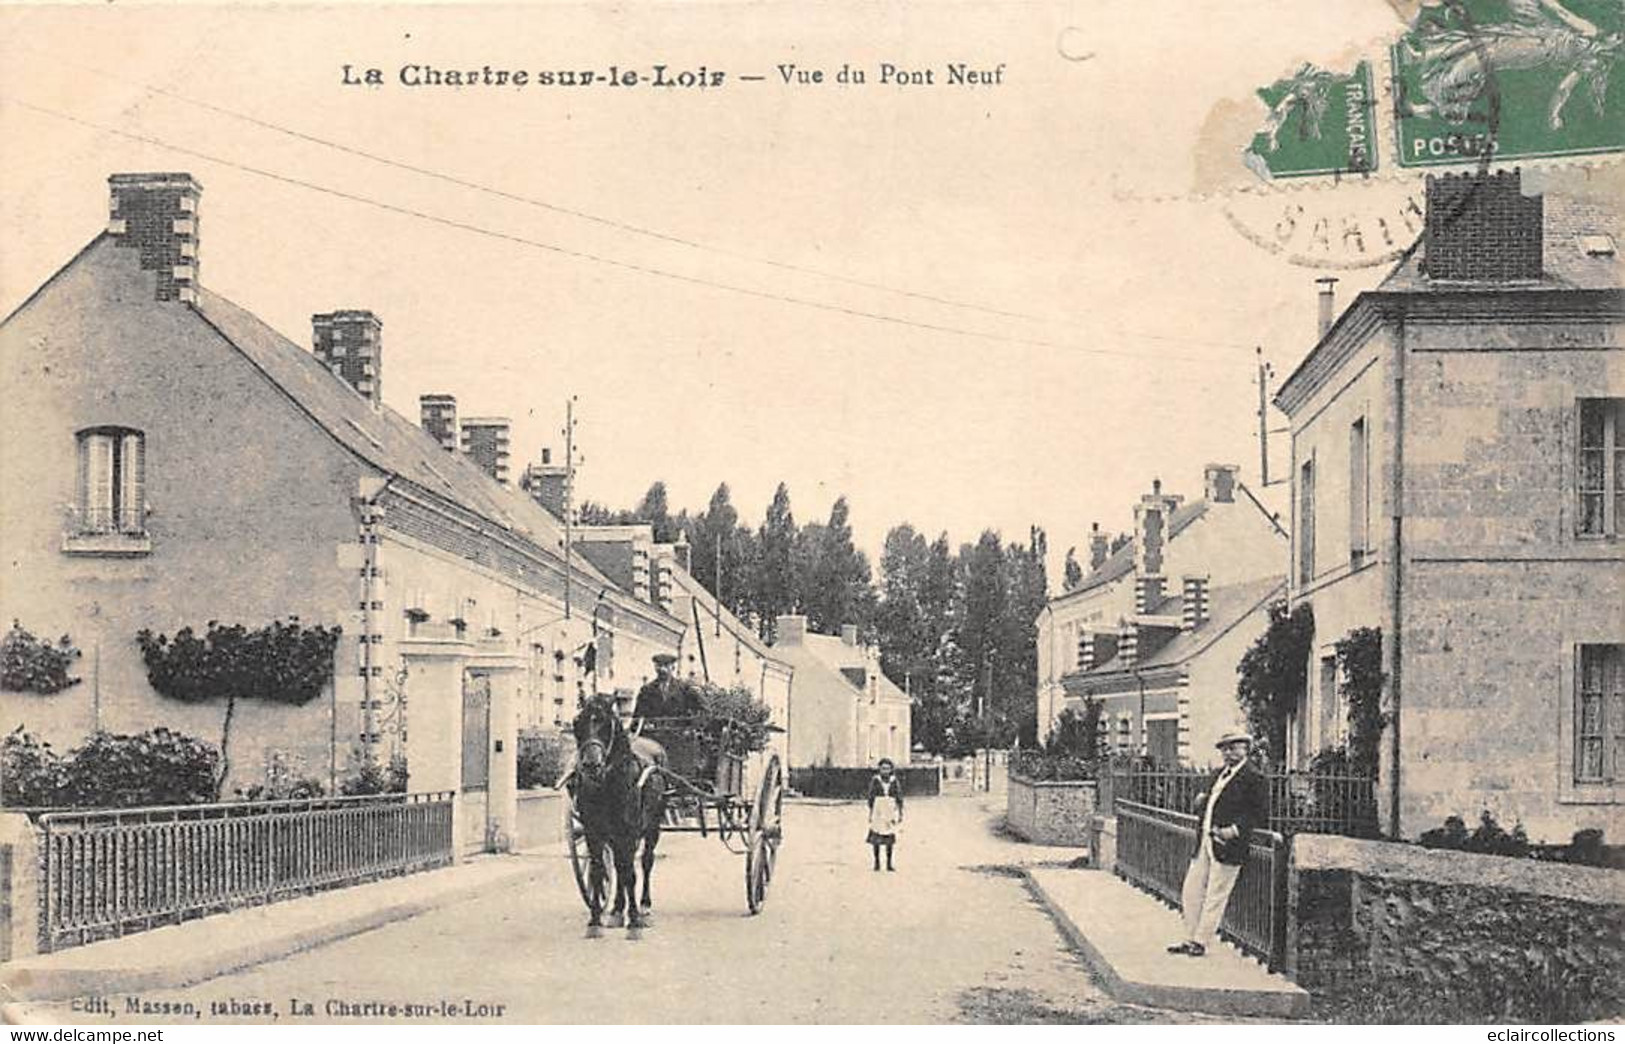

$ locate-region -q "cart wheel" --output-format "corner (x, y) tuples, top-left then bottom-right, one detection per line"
(744, 754), (784, 915)
(565, 789), (615, 913)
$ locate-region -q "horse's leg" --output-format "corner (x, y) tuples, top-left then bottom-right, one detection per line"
(586, 837), (605, 927)
(640, 828), (659, 913)
(613, 841), (639, 928)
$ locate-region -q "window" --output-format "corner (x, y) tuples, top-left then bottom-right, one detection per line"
(75, 428), (145, 535)
(1578, 399), (1624, 538)
(1576, 645), (1624, 784)
(1298, 457), (1316, 584)
(1349, 417), (1369, 565)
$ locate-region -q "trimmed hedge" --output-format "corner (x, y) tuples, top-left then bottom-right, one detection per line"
(789, 766), (940, 799)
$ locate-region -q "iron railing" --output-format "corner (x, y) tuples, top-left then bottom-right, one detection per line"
(36, 791), (454, 952)
(1114, 798), (1287, 968)
(1110, 767), (1378, 838)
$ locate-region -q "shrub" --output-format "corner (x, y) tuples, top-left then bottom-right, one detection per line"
(1235, 600), (1315, 764)
(1010, 750), (1096, 782)
(1419, 811), (1530, 858)
(1, 620), (82, 694)
(1, 728), (67, 806)
(1044, 703), (1101, 761)
(693, 682), (774, 754)
(338, 751), (408, 796)
(59, 728), (220, 807)
(517, 728), (568, 789)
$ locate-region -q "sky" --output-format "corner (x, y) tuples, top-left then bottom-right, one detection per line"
(1, 1), (1429, 580)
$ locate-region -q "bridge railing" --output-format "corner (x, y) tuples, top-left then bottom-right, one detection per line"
(1114, 799), (1287, 969)
(37, 791), (455, 953)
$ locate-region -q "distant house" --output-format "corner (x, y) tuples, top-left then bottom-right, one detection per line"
(1036, 465), (1287, 765)
(1275, 169), (1624, 843)
(771, 615), (910, 768)
(0, 173), (684, 851)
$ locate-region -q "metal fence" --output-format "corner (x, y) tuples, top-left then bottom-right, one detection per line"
(37, 791), (455, 953)
(1114, 799), (1288, 968)
(1110, 767), (1378, 838)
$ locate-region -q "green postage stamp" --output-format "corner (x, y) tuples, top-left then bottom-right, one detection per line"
(1393, 0), (1625, 166)
(1244, 61), (1378, 179)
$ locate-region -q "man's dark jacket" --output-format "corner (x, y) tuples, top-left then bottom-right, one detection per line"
(1190, 762), (1269, 866)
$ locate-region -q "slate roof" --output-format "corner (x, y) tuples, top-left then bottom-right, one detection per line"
(1066, 575), (1285, 688)
(771, 633), (910, 706)
(1379, 188), (1623, 294)
(1058, 500), (1209, 600)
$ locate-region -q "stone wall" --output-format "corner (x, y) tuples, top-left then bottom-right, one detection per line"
(1289, 833), (1625, 1021)
(514, 790), (564, 852)
(1006, 775), (1096, 846)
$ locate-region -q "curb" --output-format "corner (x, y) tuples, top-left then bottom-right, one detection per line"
(0, 859), (549, 1005)
(1020, 869), (1310, 1019)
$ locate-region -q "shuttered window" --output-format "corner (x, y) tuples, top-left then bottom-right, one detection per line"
(75, 428), (145, 535)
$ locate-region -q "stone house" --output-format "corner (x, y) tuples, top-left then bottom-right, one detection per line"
(0, 172), (685, 851)
(1035, 465), (1287, 763)
(771, 615), (910, 768)
(1274, 169), (1624, 843)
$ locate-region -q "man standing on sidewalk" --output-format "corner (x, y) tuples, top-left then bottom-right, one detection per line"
(1167, 730), (1268, 957)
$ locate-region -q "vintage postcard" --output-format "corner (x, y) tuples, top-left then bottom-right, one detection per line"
(1, 0), (1621, 1030)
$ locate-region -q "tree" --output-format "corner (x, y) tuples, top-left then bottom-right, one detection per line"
(1063, 548), (1084, 591)
(1234, 600), (1315, 766)
(752, 483), (798, 640)
(633, 482), (677, 542)
(876, 524), (933, 695)
(796, 497), (874, 636)
(136, 618), (342, 798)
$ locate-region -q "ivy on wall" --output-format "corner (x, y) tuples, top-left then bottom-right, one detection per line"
(1234, 600), (1316, 766)
(1334, 626), (1386, 777)
(136, 617), (341, 798)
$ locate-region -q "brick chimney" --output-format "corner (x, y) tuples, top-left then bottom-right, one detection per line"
(461, 418), (512, 485)
(420, 394), (458, 452)
(1422, 169), (1542, 282)
(1204, 463), (1239, 504)
(775, 614), (807, 646)
(1181, 575), (1210, 632)
(1089, 522), (1110, 572)
(672, 531), (692, 573)
(312, 311), (383, 407)
(519, 447), (570, 518)
(108, 173), (201, 304)
(841, 623), (859, 646)
(1133, 479), (1180, 577)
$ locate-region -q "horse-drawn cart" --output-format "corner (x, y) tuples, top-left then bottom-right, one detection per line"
(564, 714), (785, 917)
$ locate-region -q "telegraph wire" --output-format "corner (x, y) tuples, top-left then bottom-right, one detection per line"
(4, 42), (1259, 355)
(4, 94), (1242, 366)
(8, 42), (1050, 326)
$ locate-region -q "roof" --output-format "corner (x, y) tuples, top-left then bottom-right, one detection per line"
(1067, 575), (1285, 687)
(668, 566), (788, 669)
(1379, 188), (1623, 294)
(1278, 186), (1624, 411)
(771, 633), (910, 707)
(1057, 500), (1208, 600)
(55, 236), (679, 628)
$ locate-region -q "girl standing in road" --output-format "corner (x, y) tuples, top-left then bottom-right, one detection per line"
(866, 758), (904, 871)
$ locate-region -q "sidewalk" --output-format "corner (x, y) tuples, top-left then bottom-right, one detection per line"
(1024, 867), (1309, 1019)
(0, 853), (561, 1007)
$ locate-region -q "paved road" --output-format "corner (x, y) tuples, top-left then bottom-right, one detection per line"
(34, 794), (1225, 1024)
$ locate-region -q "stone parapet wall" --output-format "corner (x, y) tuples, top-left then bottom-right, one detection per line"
(1006, 775), (1096, 846)
(1289, 833), (1625, 1021)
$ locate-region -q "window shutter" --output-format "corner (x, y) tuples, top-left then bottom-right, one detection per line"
(120, 432), (145, 532)
(86, 433), (114, 532)
(76, 434), (91, 522)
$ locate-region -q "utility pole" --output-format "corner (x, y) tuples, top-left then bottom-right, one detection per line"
(1256, 346), (1272, 487)
(715, 531), (723, 637)
(563, 395), (579, 620)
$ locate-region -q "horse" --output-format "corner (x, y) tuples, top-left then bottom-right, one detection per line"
(569, 694), (666, 928)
